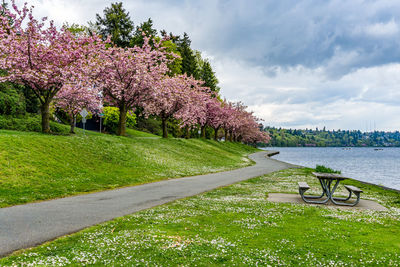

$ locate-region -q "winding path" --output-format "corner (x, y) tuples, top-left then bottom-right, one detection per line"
(0, 151), (294, 257)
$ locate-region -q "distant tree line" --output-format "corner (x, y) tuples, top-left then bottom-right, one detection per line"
(260, 127), (400, 147)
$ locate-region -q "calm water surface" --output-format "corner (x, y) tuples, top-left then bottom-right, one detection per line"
(262, 147), (400, 190)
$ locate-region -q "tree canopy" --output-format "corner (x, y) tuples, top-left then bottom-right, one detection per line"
(95, 2), (134, 47)
(130, 18), (157, 47)
(198, 56), (220, 95)
(176, 33), (200, 79)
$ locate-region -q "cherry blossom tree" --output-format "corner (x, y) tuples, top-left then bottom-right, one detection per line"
(204, 100), (227, 141)
(197, 98), (219, 138)
(0, 2), (104, 133)
(231, 106), (270, 144)
(96, 36), (171, 136)
(176, 79), (210, 133)
(239, 119), (270, 144)
(143, 74), (209, 138)
(54, 82), (102, 133)
(207, 100), (270, 144)
(219, 101), (238, 142)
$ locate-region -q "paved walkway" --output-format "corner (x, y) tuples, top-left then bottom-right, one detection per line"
(0, 151), (294, 257)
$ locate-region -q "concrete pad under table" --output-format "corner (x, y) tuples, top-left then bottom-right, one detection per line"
(267, 193), (388, 211)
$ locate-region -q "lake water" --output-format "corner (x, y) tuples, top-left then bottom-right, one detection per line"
(261, 147), (400, 190)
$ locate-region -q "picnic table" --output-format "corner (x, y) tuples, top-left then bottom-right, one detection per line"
(298, 172), (362, 206)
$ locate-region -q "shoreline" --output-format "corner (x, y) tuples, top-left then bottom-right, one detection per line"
(263, 149), (400, 193)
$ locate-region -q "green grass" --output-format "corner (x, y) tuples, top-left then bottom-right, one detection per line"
(126, 128), (159, 138)
(2, 168), (399, 266)
(0, 129), (258, 207)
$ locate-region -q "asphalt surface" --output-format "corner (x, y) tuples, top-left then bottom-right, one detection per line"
(0, 151), (294, 257)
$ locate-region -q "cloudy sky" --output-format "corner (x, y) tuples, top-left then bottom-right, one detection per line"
(16, 0), (400, 131)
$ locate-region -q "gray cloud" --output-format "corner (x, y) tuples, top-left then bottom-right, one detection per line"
(25, 0), (400, 76)
(181, 0), (400, 77)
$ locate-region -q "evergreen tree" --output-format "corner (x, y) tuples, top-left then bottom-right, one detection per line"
(176, 33), (199, 79)
(95, 2), (134, 47)
(200, 60), (220, 95)
(1, 0), (14, 26)
(195, 51), (219, 96)
(1, 0), (7, 14)
(130, 18), (157, 47)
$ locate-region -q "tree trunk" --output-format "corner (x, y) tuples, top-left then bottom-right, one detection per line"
(214, 127), (220, 141)
(40, 100), (51, 133)
(201, 125), (206, 138)
(117, 103), (127, 136)
(161, 116), (168, 138)
(224, 129), (228, 142)
(69, 114), (76, 134)
(185, 126), (190, 139)
(229, 130), (233, 142)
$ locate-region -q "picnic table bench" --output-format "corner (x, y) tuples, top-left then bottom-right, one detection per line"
(298, 172), (363, 206)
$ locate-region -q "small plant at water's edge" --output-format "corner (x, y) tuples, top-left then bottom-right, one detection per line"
(315, 164), (341, 174)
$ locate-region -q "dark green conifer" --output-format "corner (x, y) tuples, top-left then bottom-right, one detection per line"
(200, 60), (220, 95)
(95, 2), (134, 47)
(130, 18), (158, 47)
(176, 33), (199, 79)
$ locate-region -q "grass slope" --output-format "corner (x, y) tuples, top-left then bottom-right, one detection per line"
(2, 168), (399, 266)
(0, 129), (257, 207)
(125, 128), (159, 138)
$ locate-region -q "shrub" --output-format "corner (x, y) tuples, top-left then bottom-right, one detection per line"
(0, 115), (69, 134)
(0, 82), (26, 115)
(20, 85), (40, 114)
(315, 165), (341, 174)
(103, 107), (136, 134)
(135, 116), (162, 136)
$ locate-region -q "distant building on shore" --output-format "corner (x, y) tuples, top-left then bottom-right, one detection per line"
(305, 144), (317, 147)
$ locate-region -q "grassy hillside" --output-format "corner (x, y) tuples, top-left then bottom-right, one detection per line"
(125, 128), (159, 138)
(0, 129), (258, 207)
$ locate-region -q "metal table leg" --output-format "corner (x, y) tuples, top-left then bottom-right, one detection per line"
(300, 178), (330, 204)
(332, 186), (352, 202)
(331, 187), (361, 206)
(302, 178), (325, 199)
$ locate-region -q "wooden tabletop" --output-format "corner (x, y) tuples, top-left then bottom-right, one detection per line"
(312, 172), (348, 180)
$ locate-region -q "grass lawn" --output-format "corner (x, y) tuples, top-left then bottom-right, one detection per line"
(2, 168), (399, 266)
(125, 128), (159, 138)
(0, 129), (257, 207)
